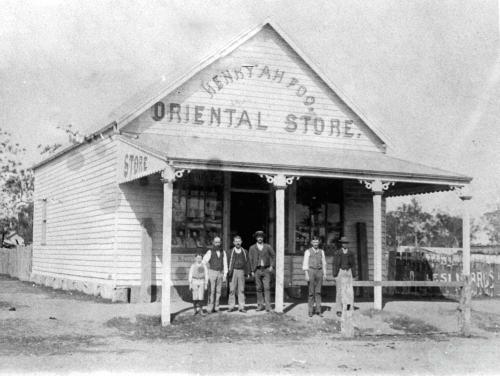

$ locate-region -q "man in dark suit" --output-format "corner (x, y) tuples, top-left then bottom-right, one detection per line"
(249, 230), (275, 312)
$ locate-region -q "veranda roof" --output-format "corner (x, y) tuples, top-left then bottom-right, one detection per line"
(121, 134), (471, 196)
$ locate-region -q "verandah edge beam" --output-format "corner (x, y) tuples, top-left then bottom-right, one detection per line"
(287, 280), (465, 287)
(169, 280), (465, 287)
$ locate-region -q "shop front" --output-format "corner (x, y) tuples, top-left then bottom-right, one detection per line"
(116, 131), (470, 325)
(32, 21), (472, 326)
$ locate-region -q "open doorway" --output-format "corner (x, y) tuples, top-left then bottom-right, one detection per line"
(230, 191), (269, 250)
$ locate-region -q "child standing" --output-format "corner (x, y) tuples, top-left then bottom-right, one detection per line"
(188, 254), (209, 316)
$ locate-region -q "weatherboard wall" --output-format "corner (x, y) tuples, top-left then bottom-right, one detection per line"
(114, 173), (164, 286)
(32, 138), (118, 293)
(31, 140), (388, 293)
(122, 25), (384, 153)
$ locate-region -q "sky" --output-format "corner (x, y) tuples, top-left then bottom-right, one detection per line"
(1, 0), (499, 219)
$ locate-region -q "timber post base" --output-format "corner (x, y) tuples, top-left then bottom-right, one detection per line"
(458, 276), (472, 337)
(340, 304), (354, 338)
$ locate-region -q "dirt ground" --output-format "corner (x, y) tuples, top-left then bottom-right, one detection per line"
(1, 275), (500, 375)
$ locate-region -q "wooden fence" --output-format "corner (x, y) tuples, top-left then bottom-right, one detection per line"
(387, 250), (500, 298)
(0, 245), (33, 281)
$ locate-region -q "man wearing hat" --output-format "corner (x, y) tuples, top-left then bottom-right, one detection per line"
(249, 230), (275, 312)
(302, 236), (327, 317)
(333, 236), (357, 316)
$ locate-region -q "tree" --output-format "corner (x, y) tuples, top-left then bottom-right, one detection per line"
(1, 124), (80, 245)
(37, 124), (82, 157)
(386, 198), (463, 248)
(386, 198), (435, 247)
(0, 129), (34, 244)
(481, 206), (500, 244)
(432, 212), (462, 247)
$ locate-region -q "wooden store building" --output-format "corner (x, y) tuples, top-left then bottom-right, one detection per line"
(32, 22), (472, 324)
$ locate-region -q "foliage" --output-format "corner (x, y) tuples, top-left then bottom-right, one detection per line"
(480, 206), (500, 244)
(0, 129), (34, 244)
(1, 125), (80, 245)
(386, 198), (463, 248)
(37, 124), (82, 157)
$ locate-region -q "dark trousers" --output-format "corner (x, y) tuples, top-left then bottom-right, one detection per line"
(255, 268), (272, 310)
(308, 269), (323, 314)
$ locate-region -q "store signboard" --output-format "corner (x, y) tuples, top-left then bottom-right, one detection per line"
(117, 139), (167, 184)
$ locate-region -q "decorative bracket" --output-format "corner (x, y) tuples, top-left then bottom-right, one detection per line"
(450, 185), (472, 200)
(359, 179), (395, 193)
(161, 167), (191, 183)
(174, 169), (190, 179)
(260, 174), (299, 189)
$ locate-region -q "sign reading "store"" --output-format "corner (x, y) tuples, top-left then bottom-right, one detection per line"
(118, 140), (168, 183)
(123, 153), (148, 180)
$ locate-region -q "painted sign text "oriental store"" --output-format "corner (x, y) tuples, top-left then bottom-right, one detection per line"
(149, 64), (362, 138)
(151, 102), (360, 138)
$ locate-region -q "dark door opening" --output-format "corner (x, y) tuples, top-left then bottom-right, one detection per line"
(230, 192), (269, 250)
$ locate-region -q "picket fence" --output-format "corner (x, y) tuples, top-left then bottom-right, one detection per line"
(0, 245), (33, 281)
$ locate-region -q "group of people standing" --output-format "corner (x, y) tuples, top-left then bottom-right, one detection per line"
(188, 231), (356, 317)
(188, 231), (275, 315)
(302, 236), (356, 317)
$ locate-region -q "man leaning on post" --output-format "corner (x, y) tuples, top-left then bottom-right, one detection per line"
(302, 236), (327, 317)
(203, 236), (228, 313)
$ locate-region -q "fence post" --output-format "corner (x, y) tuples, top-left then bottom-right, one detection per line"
(341, 304), (354, 338)
(458, 275), (471, 337)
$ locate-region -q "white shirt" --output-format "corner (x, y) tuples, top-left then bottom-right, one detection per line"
(202, 249), (228, 276)
(188, 262), (209, 284)
(302, 247), (327, 272)
(257, 243), (264, 265)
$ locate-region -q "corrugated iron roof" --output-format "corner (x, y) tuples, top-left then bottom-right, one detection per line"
(130, 134), (471, 185)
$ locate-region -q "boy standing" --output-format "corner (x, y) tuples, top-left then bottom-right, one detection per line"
(188, 254), (209, 316)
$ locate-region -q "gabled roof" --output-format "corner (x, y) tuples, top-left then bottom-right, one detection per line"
(87, 19), (391, 148)
(34, 19), (471, 191)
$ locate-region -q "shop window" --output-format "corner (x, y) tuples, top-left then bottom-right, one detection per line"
(172, 171), (223, 250)
(295, 178), (342, 253)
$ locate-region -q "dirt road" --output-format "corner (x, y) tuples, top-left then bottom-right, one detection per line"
(1, 276), (499, 375)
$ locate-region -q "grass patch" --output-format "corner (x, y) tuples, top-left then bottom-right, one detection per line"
(473, 310), (500, 333)
(106, 313), (341, 342)
(0, 334), (107, 356)
(0, 301), (12, 309)
(384, 314), (439, 334)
